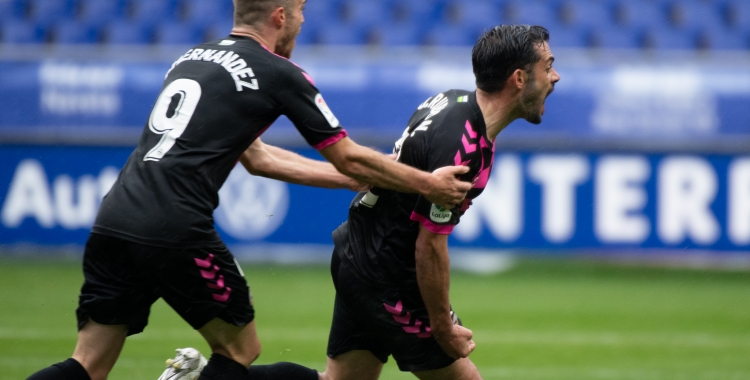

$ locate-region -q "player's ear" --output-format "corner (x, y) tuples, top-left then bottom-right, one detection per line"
(270, 6), (286, 28)
(509, 69), (525, 90)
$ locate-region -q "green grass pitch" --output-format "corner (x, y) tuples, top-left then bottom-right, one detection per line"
(1, 257), (750, 380)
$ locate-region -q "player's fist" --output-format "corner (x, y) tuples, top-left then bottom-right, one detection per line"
(426, 166), (472, 209)
(435, 324), (476, 359)
(345, 178), (372, 192)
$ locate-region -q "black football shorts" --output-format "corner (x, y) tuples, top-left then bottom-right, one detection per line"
(77, 233), (253, 335)
(326, 251), (456, 372)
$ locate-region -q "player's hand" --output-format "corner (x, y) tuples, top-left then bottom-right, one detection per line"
(434, 324), (476, 359)
(426, 166), (472, 209)
(345, 178), (372, 192)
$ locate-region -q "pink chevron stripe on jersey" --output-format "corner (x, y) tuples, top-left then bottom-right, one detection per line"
(410, 212), (454, 234)
(212, 287), (232, 303)
(402, 319), (423, 333)
(384, 300), (403, 314)
(194, 253), (232, 303)
(194, 253), (214, 268)
(312, 130), (348, 150)
(207, 275), (225, 290)
(454, 151), (471, 166)
(461, 134), (477, 153)
(472, 137), (496, 189)
(200, 265), (219, 280)
(383, 301), (433, 338)
(465, 120), (477, 138)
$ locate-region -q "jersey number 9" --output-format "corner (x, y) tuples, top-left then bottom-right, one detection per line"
(144, 79), (202, 162)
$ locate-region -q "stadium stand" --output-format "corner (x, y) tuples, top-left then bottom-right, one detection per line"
(51, 20), (98, 44)
(0, 0), (746, 50)
(102, 20), (152, 45)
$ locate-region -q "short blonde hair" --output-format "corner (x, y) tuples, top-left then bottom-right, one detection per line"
(233, 0), (294, 27)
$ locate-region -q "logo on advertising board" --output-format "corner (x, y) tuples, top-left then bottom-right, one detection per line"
(430, 203), (452, 223)
(314, 93), (340, 128)
(215, 165), (289, 240)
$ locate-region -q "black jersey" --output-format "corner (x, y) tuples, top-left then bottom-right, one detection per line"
(93, 35), (347, 248)
(337, 90), (495, 288)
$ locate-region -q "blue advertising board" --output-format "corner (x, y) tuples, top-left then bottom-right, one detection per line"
(1, 145), (749, 253)
(1, 49), (749, 145)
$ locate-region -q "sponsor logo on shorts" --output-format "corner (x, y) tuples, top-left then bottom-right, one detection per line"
(429, 204), (452, 223)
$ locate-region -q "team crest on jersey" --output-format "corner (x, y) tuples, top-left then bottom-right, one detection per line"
(430, 204), (452, 223)
(314, 93), (340, 128)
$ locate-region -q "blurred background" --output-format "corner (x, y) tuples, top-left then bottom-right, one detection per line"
(1, 0), (749, 379)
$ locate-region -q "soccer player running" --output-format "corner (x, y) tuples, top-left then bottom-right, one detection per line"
(320, 25), (560, 380)
(25, 0), (472, 379)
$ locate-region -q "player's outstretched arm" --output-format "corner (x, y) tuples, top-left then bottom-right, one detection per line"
(240, 138), (369, 192)
(320, 137), (472, 209)
(415, 224), (476, 359)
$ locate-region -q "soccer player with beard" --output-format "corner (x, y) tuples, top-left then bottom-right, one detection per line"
(320, 25), (560, 380)
(24, 1), (473, 380)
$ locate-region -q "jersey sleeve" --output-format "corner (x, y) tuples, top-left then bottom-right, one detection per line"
(408, 119), (483, 235)
(274, 65), (347, 149)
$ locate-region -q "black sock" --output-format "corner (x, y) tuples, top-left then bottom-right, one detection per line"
(247, 362), (318, 380)
(27, 358), (91, 380)
(198, 353), (250, 380)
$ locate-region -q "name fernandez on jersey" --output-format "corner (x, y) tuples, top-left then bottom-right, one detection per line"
(166, 44), (259, 92)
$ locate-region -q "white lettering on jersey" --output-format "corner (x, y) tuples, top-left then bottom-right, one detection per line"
(393, 92), (451, 160)
(413, 93), (449, 136)
(314, 93), (340, 127)
(165, 48), (259, 92)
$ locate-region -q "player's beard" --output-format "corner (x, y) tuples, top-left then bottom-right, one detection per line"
(520, 77), (545, 125)
(275, 22), (300, 59)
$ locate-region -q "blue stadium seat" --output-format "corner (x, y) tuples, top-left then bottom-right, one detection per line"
(504, 0), (560, 27)
(588, 26), (643, 49)
(669, 0), (726, 32)
(726, 0), (750, 32)
(78, 0), (127, 27)
(423, 24), (475, 46)
(129, 0), (179, 27)
(181, 0), (231, 28)
(443, 0), (504, 31)
(393, 0), (442, 28)
(27, 0), (75, 26)
(302, 0), (337, 31)
(614, 0), (669, 30)
(0, 20), (44, 43)
(0, 0), (25, 21)
(103, 20), (152, 44)
(559, 0), (616, 29)
(204, 18), (233, 42)
(52, 21), (98, 44)
(154, 21), (204, 45)
(698, 27), (748, 50)
(369, 24), (421, 46)
(545, 25), (588, 48)
(315, 23), (367, 45)
(340, 0), (393, 28)
(644, 27), (697, 50)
